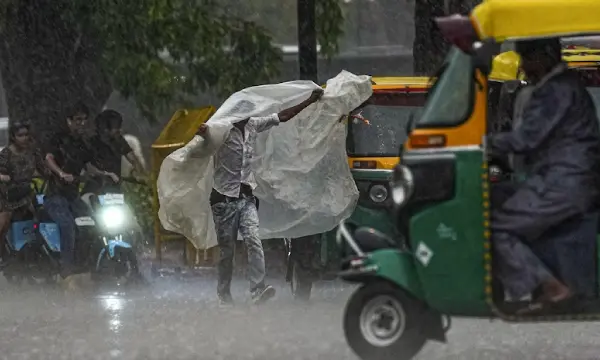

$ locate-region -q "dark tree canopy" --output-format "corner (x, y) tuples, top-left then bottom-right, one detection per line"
(0, 0), (343, 136)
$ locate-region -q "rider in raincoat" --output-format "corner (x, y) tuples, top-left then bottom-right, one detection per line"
(489, 38), (600, 312)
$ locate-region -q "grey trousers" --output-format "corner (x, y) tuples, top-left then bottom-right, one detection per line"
(493, 232), (553, 299)
(491, 181), (589, 299)
(212, 196), (266, 296)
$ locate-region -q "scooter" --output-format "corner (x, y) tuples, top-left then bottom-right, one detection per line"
(3, 176), (142, 284)
(2, 181), (61, 284)
(81, 176), (143, 281)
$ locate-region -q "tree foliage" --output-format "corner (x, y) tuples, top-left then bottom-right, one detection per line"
(0, 0), (344, 124)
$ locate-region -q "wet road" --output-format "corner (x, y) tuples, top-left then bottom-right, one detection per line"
(1, 271), (600, 360)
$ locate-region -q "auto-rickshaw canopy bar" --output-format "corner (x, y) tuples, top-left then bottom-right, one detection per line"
(471, 0), (600, 42)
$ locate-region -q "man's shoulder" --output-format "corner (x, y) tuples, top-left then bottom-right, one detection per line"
(536, 71), (581, 98)
(551, 69), (584, 88)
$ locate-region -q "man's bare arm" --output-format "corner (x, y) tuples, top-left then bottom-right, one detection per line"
(277, 89), (324, 122)
(86, 163), (120, 183)
(46, 154), (66, 177)
(125, 152), (146, 173)
(46, 154), (74, 183)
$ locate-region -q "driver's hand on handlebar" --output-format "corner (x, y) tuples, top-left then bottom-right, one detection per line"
(0, 174), (10, 182)
(133, 172), (148, 184)
(106, 172), (120, 183)
(59, 172), (75, 183)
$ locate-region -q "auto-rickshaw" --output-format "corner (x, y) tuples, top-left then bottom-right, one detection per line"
(287, 54), (573, 299)
(336, 1), (600, 359)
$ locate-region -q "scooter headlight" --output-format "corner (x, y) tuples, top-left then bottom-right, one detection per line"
(101, 206), (125, 229)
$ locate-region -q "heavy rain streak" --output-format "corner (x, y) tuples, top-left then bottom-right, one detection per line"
(2, 0), (600, 359)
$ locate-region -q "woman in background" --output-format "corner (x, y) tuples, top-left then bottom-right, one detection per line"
(0, 122), (46, 267)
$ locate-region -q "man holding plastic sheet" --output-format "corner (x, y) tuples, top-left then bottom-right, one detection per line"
(489, 38), (600, 313)
(196, 89), (324, 306)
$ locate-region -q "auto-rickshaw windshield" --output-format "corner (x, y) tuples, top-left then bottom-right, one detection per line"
(416, 47), (474, 128)
(347, 92), (426, 157)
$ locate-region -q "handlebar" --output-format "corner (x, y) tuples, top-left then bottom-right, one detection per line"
(120, 176), (148, 186)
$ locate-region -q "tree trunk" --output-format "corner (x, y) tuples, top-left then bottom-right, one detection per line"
(413, 0), (479, 76)
(0, 0), (111, 144)
(297, 0), (318, 83)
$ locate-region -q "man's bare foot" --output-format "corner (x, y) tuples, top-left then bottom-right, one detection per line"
(538, 278), (572, 303)
(515, 278), (572, 316)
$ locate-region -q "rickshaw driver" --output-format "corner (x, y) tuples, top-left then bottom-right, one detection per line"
(488, 38), (600, 312)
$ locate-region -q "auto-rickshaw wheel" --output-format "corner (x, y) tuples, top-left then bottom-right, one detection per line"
(344, 281), (426, 360)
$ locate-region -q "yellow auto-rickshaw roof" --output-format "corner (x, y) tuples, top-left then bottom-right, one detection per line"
(563, 49), (600, 64)
(370, 76), (431, 91)
(471, 0), (600, 42)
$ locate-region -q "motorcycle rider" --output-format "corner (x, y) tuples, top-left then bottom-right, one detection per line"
(82, 109), (148, 250)
(0, 122), (46, 268)
(89, 109), (146, 184)
(44, 102), (119, 279)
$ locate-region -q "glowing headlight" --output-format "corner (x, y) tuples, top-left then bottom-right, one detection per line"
(101, 206), (125, 229)
(369, 184), (388, 203)
(391, 165), (414, 207)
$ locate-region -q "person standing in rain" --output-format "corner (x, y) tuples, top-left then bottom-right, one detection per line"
(196, 89), (324, 306)
(489, 38), (600, 313)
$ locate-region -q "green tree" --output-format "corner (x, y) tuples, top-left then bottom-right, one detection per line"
(0, 0), (343, 136)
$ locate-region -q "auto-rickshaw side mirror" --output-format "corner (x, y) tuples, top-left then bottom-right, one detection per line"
(472, 39), (501, 76)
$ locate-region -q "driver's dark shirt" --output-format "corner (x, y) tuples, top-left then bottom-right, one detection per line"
(89, 134), (132, 176)
(44, 131), (94, 200)
(81, 135), (132, 194)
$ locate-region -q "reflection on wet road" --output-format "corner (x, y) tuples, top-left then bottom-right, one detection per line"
(1, 271), (600, 360)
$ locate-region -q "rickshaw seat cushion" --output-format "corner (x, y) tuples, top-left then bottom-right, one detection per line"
(354, 227), (397, 252)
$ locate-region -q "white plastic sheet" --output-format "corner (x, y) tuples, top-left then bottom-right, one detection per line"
(157, 71), (372, 249)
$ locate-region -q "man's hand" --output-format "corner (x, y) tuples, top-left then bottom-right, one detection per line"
(0, 174), (10, 182)
(59, 172), (75, 183)
(106, 172), (120, 183)
(308, 89), (324, 103)
(131, 167), (148, 183)
(196, 124), (208, 137)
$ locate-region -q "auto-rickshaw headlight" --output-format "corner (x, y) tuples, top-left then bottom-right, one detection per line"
(391, 164), (414, 207)
(369, 184), (388, 203)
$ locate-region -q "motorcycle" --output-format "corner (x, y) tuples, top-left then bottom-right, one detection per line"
(2, 180), (62, 284)
(2, 176), (143, 284)
(80, 175), (144, 282)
